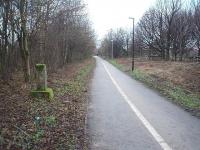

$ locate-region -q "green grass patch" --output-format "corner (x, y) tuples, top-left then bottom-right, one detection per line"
(45, 115), (57, 127)
(56, 59), (95, 97)
(167, 87), (200, 110)
(109, 59), (124, 71)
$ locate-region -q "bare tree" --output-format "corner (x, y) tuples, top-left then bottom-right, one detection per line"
(0, 1), (10, 79)
(0, 0), (95, 82)
(192, 0), (200, 58)
(157, 0), (182, 60)
(171, 10), (192, 61)
(136, 8), (166, 58)
(99, 28), (131, 58)
(135, 0), (188, 60)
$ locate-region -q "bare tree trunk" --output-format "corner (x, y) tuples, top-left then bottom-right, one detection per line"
(197, 40), (200, 62)
(1, 1), (9, 80)
(162, 49), (165, 59)
(166, 31), (171, 60)
(197, 40), (200, 56)
(19, 0), (30, 82)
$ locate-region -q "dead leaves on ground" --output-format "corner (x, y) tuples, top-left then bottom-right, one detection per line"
(0, 59), (95, 150)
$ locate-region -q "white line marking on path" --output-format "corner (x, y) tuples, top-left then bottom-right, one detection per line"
(102, 62), (172, 150)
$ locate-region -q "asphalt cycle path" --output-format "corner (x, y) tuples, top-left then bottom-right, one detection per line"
(87, 56), (200, 150)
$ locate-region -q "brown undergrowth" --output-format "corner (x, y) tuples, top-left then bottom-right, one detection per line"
(0, 58), (95, 150)
(115, 58), (200, 94)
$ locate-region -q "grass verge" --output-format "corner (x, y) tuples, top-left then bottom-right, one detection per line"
(109, 59), (200, 117)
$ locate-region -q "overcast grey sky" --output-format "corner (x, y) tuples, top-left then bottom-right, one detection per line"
(85, 0), (156, 39)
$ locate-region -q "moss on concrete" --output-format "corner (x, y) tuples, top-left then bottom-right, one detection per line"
(31, 88), (54, 100)
(36, 64), (46, 72)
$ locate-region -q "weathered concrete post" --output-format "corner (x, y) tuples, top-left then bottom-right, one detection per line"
(36, 64), (47, 90)
(31, 64), (54, 99)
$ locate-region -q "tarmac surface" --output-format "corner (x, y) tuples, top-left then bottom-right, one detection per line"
(87, 56), (200, 150)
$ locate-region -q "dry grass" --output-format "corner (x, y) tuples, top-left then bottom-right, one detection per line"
(116, 58), (200, 95)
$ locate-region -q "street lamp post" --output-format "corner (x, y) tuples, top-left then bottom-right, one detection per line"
(111, 40), (114, 59)
(129, 17), (134, 71)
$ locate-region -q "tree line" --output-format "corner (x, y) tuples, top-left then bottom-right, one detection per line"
(0, 0), (95, 82)
(98, 28), (130, 58)
(99, 0), (200, 62)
